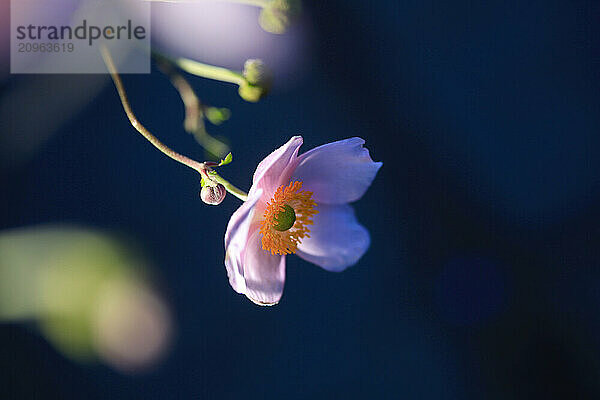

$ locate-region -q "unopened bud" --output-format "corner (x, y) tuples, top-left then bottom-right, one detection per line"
(259, 0), (301, 34)
(200, 184), (227, 205)
(239, 59), (272, 102)
(243, 59), (271, 86)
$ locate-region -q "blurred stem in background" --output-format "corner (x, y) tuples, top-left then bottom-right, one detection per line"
(152, 50), (272, 103)
(101, 46), (248, 202)
(158, 51), (245, 86)
(155, 57), (231, 159)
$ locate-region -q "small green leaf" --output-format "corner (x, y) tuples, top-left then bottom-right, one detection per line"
(200, 177), (207, 187)
(218, 152), (233, 166)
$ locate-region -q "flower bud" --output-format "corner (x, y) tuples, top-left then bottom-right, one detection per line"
(259, 0), (301, 34)
(243, 59), (271, 86)
(238, 59), (273, 102)
(200, 184), (227, 205)
(238, 83), (265, 103)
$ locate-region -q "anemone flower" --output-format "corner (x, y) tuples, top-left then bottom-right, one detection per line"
(224, 136), (382, 305)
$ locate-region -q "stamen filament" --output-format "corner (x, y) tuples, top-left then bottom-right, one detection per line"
(260, 181), (317, 255)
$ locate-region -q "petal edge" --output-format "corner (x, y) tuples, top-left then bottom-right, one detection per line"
(296, 204), (371, 272)
(224, 189), (262, 295)
(292, 137), (382, 204)
(250, 136), (303, 200)
(243, 230), (286, 305)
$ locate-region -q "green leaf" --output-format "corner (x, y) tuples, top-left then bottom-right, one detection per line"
(218, 152), (233, 166)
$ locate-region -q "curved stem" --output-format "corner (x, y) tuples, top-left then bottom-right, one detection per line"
(210, 173), (248, 201)
(153, 50), (245, 86)
(101, 46), (206, 174)
(101, 45), (249, 202)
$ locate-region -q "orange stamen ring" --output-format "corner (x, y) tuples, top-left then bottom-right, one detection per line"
(259, 181), (318, 255)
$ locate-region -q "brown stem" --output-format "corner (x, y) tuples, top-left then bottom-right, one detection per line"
(100, 45), (206, 174)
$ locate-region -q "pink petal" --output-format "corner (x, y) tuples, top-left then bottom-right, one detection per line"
(291, 137), (382, 204)
(224, 189), (263, 295)
(250, 136), (303, 200)
(296, 204), (370, 272)
(242, 230), (286, 305)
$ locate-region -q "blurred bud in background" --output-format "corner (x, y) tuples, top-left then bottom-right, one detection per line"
(0, 226), (173, 374)
(238, 58), (273, 102)
(243, 59), (272, 88)
(259, 0), (302, 35)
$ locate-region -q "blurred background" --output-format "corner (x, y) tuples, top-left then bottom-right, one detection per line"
(2, 0), (600, 398)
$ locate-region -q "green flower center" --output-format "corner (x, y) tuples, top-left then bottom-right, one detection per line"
(273, 204), (296, 231)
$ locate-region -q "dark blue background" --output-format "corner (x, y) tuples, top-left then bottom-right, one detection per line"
(2, 0), (600, 398)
